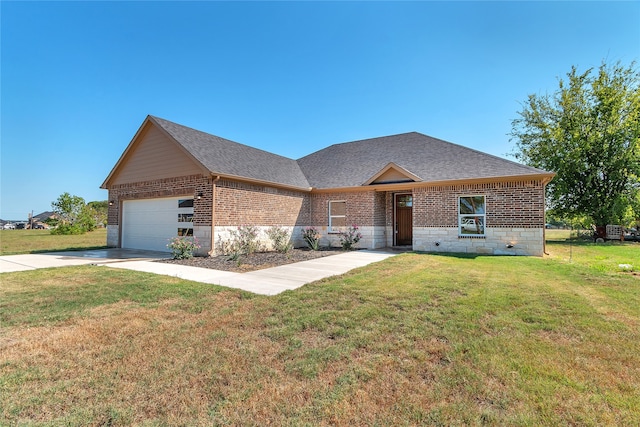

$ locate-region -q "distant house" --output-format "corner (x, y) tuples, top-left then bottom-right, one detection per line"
(102, 116), (554, 256)
(33, 211), (56, 223)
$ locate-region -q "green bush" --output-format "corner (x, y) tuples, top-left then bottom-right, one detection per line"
(339, 225), (362, 250)
(167, 236), (201, 259)
(50, 224), (86, 235)
(222, 225), (261, 260)
(301, 227), (321, 251)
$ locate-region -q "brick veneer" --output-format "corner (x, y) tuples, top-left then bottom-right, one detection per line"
(413, 180), (546, 228)
(310, 191), (386, 227)
(215, 180), (309, 226)
(107, 175), (546, 256)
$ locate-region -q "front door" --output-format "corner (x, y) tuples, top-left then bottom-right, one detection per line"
(395, 193), (413, 246)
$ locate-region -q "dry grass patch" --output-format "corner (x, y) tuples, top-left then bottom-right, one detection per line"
(2, 243), (640, 425)
(0, 228), (107, 255)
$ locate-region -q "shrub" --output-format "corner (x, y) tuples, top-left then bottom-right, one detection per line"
(266, 226), (293, 254)
(50, 224), (86, 235)
(302, 227), (321, 251)
(339, 225), (362, 250)
(222, 225), (261, 260)
(167, 236), (201, 259)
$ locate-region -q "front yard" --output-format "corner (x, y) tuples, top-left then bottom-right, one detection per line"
(0, 228), (107, 255)
(1, 236), (639, 425)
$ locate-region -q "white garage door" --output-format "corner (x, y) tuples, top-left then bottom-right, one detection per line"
(122, 197), (194, 252)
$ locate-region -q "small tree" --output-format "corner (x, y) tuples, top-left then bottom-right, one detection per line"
(87, 200), (108, 227)
(50, 192), (96, 235)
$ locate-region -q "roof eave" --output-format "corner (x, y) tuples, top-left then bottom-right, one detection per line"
(362, 162), (423, 186)
(310, 172), (556, 193)
(211, 172), (312, 192)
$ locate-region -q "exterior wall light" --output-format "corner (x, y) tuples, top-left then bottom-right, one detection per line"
(196, 192), (203, 200)
(109, 200), (114, 206)
(506, 243), (515, 248)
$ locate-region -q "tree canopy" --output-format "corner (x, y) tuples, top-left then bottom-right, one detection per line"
(51, 192), (98, 234)
(510, 61), (640, 227)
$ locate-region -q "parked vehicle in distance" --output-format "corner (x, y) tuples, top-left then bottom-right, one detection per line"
(624, 228), (638, 241)
(3, 223), (16, 230)
(460, 218), (483, 232)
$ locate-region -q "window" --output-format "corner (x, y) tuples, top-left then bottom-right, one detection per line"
(178, 228), (193, 237)
(178, 213), (194, 222)
(459, 195), (485, 236)
(396, 194), (413, 207)
(178, 199), (194, 208)
(177, 199), (194, 236)
(329, 201), (346, 231)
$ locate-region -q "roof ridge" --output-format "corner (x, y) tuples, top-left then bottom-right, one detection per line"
(411, 131), (547, 174)
(149, 115), (297, 162)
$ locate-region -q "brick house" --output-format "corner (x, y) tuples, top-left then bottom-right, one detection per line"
(101, 116), (554, 256)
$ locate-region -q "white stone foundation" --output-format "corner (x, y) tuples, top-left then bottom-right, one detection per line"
(212, 225), (388, 254)
(413, 227), (544, 256)
(107, 225), (119, 248)
(193, 225), (212, 256)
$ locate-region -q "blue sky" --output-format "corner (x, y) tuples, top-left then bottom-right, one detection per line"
(1, 1), (638, 220)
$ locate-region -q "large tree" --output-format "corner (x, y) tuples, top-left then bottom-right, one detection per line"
(510, 61), (640, 227)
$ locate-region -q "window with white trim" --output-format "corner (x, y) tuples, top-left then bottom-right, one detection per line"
(329, 200), (346, 232)
(459, 195), (485, 236)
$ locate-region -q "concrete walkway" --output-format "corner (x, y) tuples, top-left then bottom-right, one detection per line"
(0, 248), (396, 296)
(107, 250), (396, 295)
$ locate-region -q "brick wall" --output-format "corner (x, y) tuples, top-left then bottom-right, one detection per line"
(310, 191), (385, 227)
(413, 180), (546, 228)
(215, 180), (309, 226)
(107, 175), (546, 255)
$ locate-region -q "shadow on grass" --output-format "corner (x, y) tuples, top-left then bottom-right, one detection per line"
(28, 246), (109, 254)
(409, 251), (484, 260)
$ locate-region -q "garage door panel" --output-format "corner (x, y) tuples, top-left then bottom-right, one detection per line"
(122, 197), (193, 252)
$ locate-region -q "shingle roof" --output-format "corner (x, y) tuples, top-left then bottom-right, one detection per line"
(150, 116), (311, 189)
(297, 132), (550, 189)
(33, 211), (55, 220)
(123, 117), (551, 191)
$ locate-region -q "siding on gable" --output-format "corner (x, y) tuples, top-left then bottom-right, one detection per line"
(371, 168), (414, 184)
(110, 124), (204, 185)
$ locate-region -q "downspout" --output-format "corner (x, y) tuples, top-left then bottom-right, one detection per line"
(208, 175), (220, 256)
(543, 179), (550, 255)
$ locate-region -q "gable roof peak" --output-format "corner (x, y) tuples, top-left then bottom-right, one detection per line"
(147, 116), (311, 190)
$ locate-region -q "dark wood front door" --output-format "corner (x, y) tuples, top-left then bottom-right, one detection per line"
(395, 194), (413, 246)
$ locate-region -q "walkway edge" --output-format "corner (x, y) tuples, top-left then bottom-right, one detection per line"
(106, 250), (397, 295)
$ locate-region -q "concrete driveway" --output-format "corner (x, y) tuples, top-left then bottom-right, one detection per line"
(0, 248), (171, 273)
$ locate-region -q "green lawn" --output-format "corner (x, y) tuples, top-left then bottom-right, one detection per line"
(1, 239), (639, 425)
(0, 228), (107, 255)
